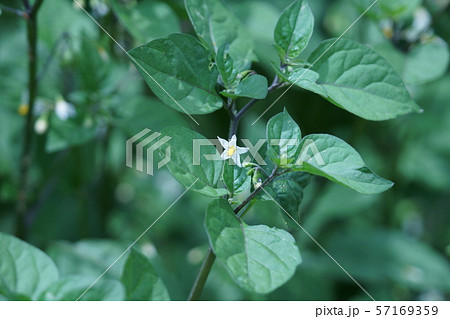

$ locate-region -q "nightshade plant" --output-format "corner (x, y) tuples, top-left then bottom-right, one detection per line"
(0, 0), (429, 301)
(126, 0), (419, 299)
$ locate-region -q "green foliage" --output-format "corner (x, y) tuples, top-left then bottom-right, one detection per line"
(266, 109), (302, 165)
(159, 126), (227, 197)
(110, 0), (180, 44)
(1, 0), (448, 302)
(326, 229), (450, 291)
(185, 0), (256, 70)
(121, 249), (170, 300)
(216, 43), (240, 89)
(0, 233), (58, 300)
(403, 38), (450, 86)
(263, 171), (310, 227)
(295, 134), (394, 194)
(39, 276), (125, 301)
(128, 33), (223, 115)
(205, 199), (301, 293)
(309, 38), (421, 120)
(223, 161), (251, 197)
(351, 0), (422, 20)
(273, 65), (327, 96)
(221, 75), (268, 99)
(274, 0), (314, 64)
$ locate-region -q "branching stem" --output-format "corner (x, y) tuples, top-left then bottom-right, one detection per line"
(188, 74), (284, 300)
(187, 168), (280, 300)
(229, 75), (282, 137)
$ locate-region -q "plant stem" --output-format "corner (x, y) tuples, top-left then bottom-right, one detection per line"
(229, 75), (281, 137)
(15, 0), (44, 239)
(187, 248), (216, 301)
(187, 169), (279, 300)
(188, 74), (284, 300)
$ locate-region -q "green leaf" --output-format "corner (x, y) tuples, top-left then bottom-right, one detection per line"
(128, 33), (223, 115)
(110, 0), (180, 44)
(223, 161), (251, 197)
(221, 75), (268, 99)
(295, 134), (393, 194)
(274, 0), (314, 64)
(160, 126), (227, 197)
(263, 171), (310, 228)
(266, 109), (302, 165)
(121, 249), (170, 301)
(0, 232), (59, 300)
(185, 0), (256, 71)
(403, 38), (450, 86)
(272, 63), (327, 96)
(309, 38), (421, 121)
(39, 276), (125, 301)
(216, 43), (239, 89)
(205, 199), (302, 294)
(47, 240), (129, 279)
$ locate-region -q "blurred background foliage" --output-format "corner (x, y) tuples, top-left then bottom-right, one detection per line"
(0, 0), (449, 300)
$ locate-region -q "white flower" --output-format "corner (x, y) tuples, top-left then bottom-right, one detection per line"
(55, 98), (76, 121)
(218, 135), (248, 167)
(34, 117), (48, 134)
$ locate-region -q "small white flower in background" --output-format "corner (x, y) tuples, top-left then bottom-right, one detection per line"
(412, 8), (431, 34)
(405, 7), (432, 42)
(34, 117), (48, 135)
(55, 97), (76, 121)
(218, 135), (248, 167)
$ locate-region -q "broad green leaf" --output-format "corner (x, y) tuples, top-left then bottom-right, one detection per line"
(295, 134), (393, 194)
(221, 75), (268, 99)
(216, 43), (239, 89)
(403, 38), (449, 86)
(47, 240), (129, 279)
(128, 33), (222, 115)
(266, 109), (302, 165)
(223, 161), (251, 197)
(39, 276), (125, 301)
(185, 0), (256, 71)
(160, 126), (227, 197)
(274, 0), (314, 64)
(110, 0), (180, 44)
(263, 171), (310, 228)
(272, 63), (327, 96)
(309, 38), (421, 120)
(0, 232), (59, 300)
(121, 249), (170, 301)
(205, 199), (302, 294)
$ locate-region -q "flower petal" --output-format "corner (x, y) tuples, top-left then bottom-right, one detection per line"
(236, 146), (248, 155)
(232, 153), (242, 167)
(217, 136), (229, 149)
(229, 135), (237, 147)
